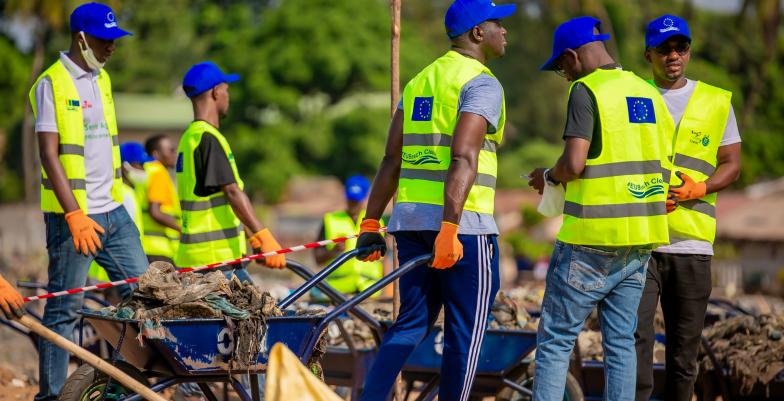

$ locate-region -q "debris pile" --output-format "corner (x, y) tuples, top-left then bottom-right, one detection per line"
(105, 262), (283, 369)
(700, 314), (784, 395)
(489, 291), (537, 330)
(325, 302), (392, 350)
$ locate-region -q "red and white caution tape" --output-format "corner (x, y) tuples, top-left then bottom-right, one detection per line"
(22, 228), (387, 303)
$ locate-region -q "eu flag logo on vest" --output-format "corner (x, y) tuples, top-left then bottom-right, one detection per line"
(626, 97), (655, 124)
(65, 99), (80, 111)
(412, 97), (433, 121)
(176, 152), (183, 172)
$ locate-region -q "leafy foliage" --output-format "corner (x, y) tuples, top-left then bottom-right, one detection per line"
(0, 0), (782, 203)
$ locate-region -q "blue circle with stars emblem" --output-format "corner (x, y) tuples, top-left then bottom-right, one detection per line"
(632, 99), (650, 121)
(417, 98), (432, 119)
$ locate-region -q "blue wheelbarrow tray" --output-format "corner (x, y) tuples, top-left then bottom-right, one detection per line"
(80, 310), (323, 376)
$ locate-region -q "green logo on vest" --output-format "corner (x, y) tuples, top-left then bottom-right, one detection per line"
(690, 130), (710, 147)
(627, 178), (665, 199)
(402, 149), (440, 165)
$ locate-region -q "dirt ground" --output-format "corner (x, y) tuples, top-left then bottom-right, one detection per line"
(0, 365), (38, 401)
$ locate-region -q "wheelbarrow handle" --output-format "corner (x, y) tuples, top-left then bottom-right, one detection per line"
(278, 248), (361, 309)
(285, 260), (384, 342)
(312, 254), (432, 342)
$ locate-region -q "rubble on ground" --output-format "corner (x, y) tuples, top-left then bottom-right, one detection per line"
(489, 291), (537, 330)
(700, 314), (784, 395)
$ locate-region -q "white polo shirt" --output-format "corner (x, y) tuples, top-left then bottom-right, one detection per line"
(34, 52), (119, 214)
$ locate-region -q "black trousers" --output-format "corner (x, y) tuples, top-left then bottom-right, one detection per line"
(634, 252), (712, 401)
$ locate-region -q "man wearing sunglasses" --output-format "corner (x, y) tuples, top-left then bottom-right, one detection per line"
(635, 15), (742, 401)
(530, 16), (673, 401)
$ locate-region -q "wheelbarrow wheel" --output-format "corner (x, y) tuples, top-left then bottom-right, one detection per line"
(58, 360), (149, 401)
(496, 365), (583, 401)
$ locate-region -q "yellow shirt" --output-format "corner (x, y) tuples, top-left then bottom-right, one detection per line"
(146, 160), (176, 208)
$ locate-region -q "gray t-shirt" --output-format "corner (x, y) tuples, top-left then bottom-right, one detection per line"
(655, 79), (741, 256)
(34, 52), (119, 214)
(389, 73), (502, 235)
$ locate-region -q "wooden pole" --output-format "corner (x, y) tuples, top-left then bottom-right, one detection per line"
(390, 2), (404, 401)
(390, 0), (402, 320)
(17, 316), (167, 401)
(391, 0), (401, 115)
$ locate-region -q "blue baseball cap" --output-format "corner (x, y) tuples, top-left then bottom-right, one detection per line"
(182, 61), (240, 98)
(445, 0), (517, 39)
(345, 175), (371, 202)
(540, 16), (610, 71)
(120, 142), (151, 165)
(70, 2), (132, 41)
(645, 15), (691, 48)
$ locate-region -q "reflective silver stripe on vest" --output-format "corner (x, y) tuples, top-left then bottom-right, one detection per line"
(180, 227), (240, 244)
(679, 199), (716, 218)
(42, 178), (86, 190)
(662, 168), (671, 183)
(400, 168), (496, 188)
(673, 153), (716, 177)
(581, 160), (663, 179)
(115, 168), (122, 179)
(403, 134), (498, 153)
(59, 144), (84, 156)
(563, 201), (666, 218)
(111, 135), (120, 146)
(143, 231), (169, 238)
(181, 195), (230, 211)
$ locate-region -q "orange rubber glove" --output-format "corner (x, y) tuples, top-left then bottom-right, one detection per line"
(431, 222), (463, 269)
(250, 229), (287, 269)
(0, 275), (24, 320)
(65, 209), (105, 256)
(356, 219), (386, 262)
(670, 171), (707, 201)
(666, 192), (678, 213)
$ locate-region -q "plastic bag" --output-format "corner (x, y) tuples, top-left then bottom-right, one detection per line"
(264, 343), (343, 401)
(537, 181), (565, 217)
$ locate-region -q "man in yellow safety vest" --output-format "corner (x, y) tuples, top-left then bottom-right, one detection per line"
(29, 3), (148, 400)
(635, 15), (742, 401)
(175, 61), (286, 281)
(355, 1), (517, 399)
(529, 16), (673, 400)
(314, 175), (383, 296)
(140, 134), (181, 264)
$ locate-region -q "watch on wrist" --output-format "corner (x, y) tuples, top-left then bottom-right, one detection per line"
(544, 168), (560, 186)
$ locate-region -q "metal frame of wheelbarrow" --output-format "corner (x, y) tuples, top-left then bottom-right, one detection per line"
(285, 259), (548, 401)
(284, 260), (386, 400)
(74, 249), (431, 401)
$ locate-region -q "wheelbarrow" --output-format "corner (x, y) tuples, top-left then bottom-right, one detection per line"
(60, 249), (431, 401)
(288, 262), (582, 401)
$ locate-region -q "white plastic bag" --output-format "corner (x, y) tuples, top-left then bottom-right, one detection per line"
(537, 181), (565, 217)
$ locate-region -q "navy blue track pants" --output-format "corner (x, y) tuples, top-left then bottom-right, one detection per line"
(359, 230), (500, 401)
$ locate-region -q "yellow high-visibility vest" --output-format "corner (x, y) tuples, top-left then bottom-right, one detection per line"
(323, 210), (383, 294)
(665, 81), (730, 243)
(29, 60), (123, 212)
(140, 161), (181, 259)
(174, 121), (245, 267)
(397, 51), (505, 215)
(557, 69), (673, 247)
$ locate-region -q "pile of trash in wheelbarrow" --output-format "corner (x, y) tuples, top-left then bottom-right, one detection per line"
(98, 262), (288, 370)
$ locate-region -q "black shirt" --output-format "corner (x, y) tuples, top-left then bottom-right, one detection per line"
(192, 132), (236, 197)
(562, 63), (621, 159)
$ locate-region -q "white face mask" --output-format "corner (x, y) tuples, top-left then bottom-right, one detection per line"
(78, 31), (105, 71)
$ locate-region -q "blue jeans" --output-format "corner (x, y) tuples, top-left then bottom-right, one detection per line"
(534, 241), (650, 401)
(36, 206), (149, 401)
